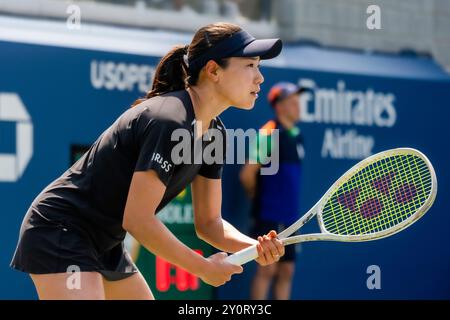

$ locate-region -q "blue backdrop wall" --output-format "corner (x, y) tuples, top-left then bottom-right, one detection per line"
(1, 40), (449, 299)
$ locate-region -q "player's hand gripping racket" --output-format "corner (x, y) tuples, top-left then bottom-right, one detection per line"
(226, 148), (437, 266)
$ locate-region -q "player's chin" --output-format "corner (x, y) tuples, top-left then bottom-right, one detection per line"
(234, 98), (256, 110)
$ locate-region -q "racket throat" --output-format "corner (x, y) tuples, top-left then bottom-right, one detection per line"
(282, 233), (343, 245)
(277, 208), (317, 239)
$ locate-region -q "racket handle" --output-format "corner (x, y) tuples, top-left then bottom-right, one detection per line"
(225, 244), (258, 266)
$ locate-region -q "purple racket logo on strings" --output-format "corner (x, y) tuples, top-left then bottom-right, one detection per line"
(338, 171), (418, 219)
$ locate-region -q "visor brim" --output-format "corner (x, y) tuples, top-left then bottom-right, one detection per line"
(238, 38), (282, 60)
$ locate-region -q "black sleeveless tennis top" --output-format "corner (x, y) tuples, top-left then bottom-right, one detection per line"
(29, 90), (226, 252)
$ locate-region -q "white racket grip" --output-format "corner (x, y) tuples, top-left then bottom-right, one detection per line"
(225, 244), (259, 266)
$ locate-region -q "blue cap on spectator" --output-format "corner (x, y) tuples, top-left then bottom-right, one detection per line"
(267, 82), (305, 107)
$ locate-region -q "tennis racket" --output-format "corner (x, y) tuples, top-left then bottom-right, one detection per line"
(226, 148), (437, 266)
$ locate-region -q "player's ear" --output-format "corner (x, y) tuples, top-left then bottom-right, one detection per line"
(203, 60), (220, 82)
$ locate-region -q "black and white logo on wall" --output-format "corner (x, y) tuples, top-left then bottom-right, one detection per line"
(0, 93), (33, 182)
(298, 78), (397, 160)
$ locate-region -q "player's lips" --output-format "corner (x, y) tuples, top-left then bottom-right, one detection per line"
(250, 90), (260, 98)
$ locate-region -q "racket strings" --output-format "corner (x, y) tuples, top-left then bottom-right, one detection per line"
(345, 156), (430, 234)
(341, 156), (431, 234)
(321, 154), (432, 236)
(353, 156), (424, 233)
(325, 158), (429, 235)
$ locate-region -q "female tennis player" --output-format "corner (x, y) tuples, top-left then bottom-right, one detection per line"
(11, 22), (285, 299)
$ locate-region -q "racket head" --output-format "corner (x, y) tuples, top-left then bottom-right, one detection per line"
(316, 148), (437, 241)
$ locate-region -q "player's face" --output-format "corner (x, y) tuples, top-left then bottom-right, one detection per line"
(217, 57), (264, 110)
(278, 94), (301, 122)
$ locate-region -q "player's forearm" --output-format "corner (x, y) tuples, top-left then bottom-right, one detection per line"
(196, 218), (257, 253)
(125, 215), (207, 276)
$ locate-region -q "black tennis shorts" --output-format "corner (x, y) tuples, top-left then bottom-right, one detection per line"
(251, 218), (298, 263)
(10, 210), (137, 281)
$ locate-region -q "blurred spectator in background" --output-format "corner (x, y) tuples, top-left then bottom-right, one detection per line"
(240, 82), (306, 300)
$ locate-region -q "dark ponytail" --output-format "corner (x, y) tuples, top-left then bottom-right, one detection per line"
(131, 45), (188, 107)
(131, 22), (241, 108)
(147, 45), (189, 98)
